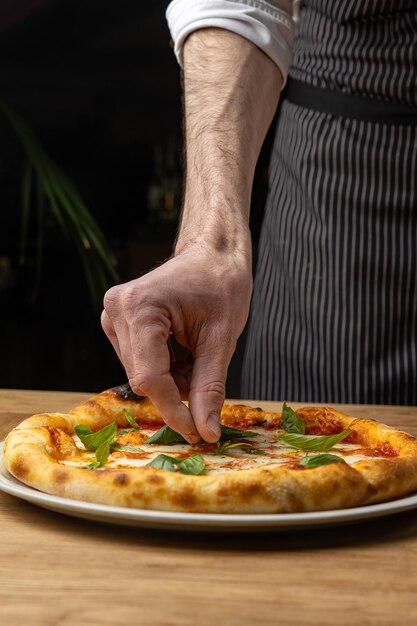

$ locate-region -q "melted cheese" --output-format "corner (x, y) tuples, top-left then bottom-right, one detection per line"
(60, 428), (382, 475)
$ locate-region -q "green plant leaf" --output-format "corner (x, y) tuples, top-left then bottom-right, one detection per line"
(84, 461), (101, 470)
(96, 440), (111, 466)
(31, 170), (46, 302)
(74, 424), (96, 451)
(216, 440), (254, 454)
(147, 454), (205, 475)
(299, 454), (347, 468)
(277, 430), (352, 452)
(145, 423), (259, 446)
(217, 440), (231, 454)
(124, 409), (139, 429)
(219, 426), (258, 440)
(177, 454), (205, 475)
(75, 420), (117, 453)
(74, 424), (93, 436)
(147, 454), (178, 471)
(281, 401), (305, 434)
(0, 99), (120, 310)
(20, 160), (32, 266)
(117, 428), (137, 435)
(144, 425), (188, 445)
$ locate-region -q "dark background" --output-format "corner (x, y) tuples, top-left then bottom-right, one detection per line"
(0, 0), (271, 395)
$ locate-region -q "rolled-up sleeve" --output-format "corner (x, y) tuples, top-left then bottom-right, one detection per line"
(166, 0), (295, 86)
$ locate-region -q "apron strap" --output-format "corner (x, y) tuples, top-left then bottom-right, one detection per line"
(283, 77), (417, 125)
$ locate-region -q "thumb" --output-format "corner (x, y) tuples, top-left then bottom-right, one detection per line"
(188, 342), (231, 442)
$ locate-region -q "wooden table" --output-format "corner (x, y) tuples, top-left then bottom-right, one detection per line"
(1, 390), (417, 626)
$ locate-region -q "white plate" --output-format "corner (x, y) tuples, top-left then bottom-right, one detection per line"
(1, 443), (417, 532)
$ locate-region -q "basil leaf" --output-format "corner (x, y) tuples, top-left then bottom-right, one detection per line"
(147, 454), (177, 471)
(111, 444), (145, 453)
(75, 420), (117, 452)
(117, 428), (137, 435)
(176, 455), (205, 475)
(124, 409), (139, 430)
(74, 424), (96, 451)
(217, 440), (231, 454)
(278, 429), (352, 452)
(219, 426), (258, 440)
(75, 420), (118, 467)
(217, 440), (254, 454)
(147, 454), (205, 475)
(144, 425), (188, 445)
(299, 454), (347, 468)
(91, 420), (117, 449)
(281, 401), (305, 434)
(96, 440), (111, 466)
(145, 424), (258, 446)
(75, 424), (94, 436)
(84, 461), (101, 470)
(246, 448), (266, 456)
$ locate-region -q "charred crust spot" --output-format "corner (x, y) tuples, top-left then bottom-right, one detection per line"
(112, 383), (145, 403)
(172, 487), (197, 508)
(114, 473), (130, 486)
(217, 485), (233, 499)
(11, 458), (30, 479)
(53, 469), (69, 483)
(364, 481), (378, 498)
(218, 480), (265, 503)
(239, 481), (261, 499)
(147, 472), (164, 484)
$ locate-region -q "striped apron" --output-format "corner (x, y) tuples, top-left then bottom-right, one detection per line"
(241, 0), (417, 405)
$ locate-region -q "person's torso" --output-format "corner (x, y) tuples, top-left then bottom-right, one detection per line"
(290, 0), (417, 106)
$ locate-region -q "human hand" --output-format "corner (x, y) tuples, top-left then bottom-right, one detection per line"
(101, 244), (252, 443)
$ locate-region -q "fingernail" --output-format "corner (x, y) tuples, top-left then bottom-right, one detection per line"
(184, 433), (199, 445)
(206, 414), (221, 438)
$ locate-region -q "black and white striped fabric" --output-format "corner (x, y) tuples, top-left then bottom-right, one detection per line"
(291, 0), (417, 107)
(241, 0), (417, 405)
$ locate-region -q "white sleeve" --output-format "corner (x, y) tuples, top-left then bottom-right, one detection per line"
(166, 0), (295, 86)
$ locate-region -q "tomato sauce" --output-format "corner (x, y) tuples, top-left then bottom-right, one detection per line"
(305, 417), (344, 436)
(373, 443), (398, 458)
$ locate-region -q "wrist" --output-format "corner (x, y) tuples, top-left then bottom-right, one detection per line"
(174, 205), (252, 260)
(173, 235), (253, 306)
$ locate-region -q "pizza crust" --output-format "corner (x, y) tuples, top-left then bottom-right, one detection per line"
(4, 385), (417, 513)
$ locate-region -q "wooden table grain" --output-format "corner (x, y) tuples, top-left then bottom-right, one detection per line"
(1, 389), (417, 626)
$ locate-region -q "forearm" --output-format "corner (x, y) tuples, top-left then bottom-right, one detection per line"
(102, 28), (283, 442)
(176, 27), (283, 255)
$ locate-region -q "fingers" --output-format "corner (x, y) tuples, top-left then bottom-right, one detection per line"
(170, 356), (193, 399)
(102, 269), (239, 446)
(101, 310), (122, 363)
(101, 307), (136, 376)
(103, 284), (200, 443)
(128, 320), (200, 443)
(188, 337), (232, 442)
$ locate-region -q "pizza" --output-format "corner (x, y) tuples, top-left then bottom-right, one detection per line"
(4, 384), (417, 514)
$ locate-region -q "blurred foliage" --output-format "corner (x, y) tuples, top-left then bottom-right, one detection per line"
(0, 100), (119, 309)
